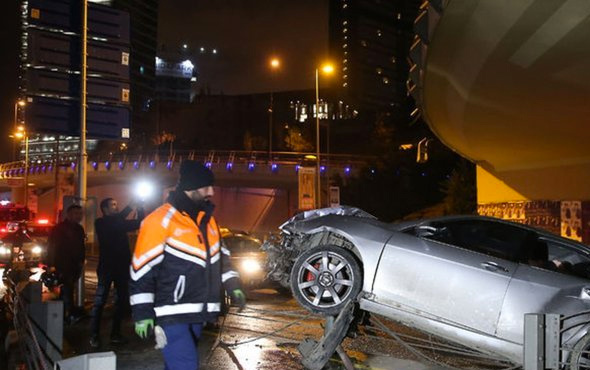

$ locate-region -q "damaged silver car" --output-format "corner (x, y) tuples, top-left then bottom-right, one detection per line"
(263, 206), (590, 367)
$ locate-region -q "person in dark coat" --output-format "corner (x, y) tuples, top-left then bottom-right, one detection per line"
(89, 198), (144, 348)
(46, 204), (86, 323)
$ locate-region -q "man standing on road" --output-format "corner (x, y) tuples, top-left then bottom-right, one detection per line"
(90, 198), (145, 348)
(46, 204), (86, 324)
(130, 160), (245, 370)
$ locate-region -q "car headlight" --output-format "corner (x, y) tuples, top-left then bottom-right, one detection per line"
(0, 246), (9, 255)
(241, 259), (261, 273)
(32, 246), (43, 255)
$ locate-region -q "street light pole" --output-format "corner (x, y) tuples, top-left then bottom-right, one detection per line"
(24, 135), (29, 208)
(315, 68), (321, 209)
(76, 0), (89, 309)
(269, 90), (273, 160)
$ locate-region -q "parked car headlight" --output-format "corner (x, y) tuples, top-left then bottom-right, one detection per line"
(0, 246), (10, 255)
(242, 259), (261, 273)
(32, 246), (43, 255)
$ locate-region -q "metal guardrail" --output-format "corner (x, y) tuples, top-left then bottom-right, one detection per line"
(524, 312), (590, 370)
(0, 150), (374, 178)
(5, 276), (53, 370)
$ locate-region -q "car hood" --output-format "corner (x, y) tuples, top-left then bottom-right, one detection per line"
(279, 206), (377, 233)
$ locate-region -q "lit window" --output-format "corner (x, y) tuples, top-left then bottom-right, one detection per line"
(343, 82), (348, 87)
(376, 67), (382, 75)
(391, 56), (396, 64)
(397, 13), (401, 20)
(360, 40), (367, 47)
(343, 43), (348, 49)
(213, 49), (217, 54)
(343, 74), (348, 79)
(343, 28), (348, 33)
(377, 29), (382, 37)
(343, 20), (348, 25)
(382, 77), (389, 84)
(343, 59), (348, 64)
(343, 36), (348, 40)
(343, 66), (348, 71)
(343, 3), (347, 8)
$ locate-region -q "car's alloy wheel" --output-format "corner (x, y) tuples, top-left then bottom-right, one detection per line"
(569, 334), (590, 370)
(291, 245), (362, 315)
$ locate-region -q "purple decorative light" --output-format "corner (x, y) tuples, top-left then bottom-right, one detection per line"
(92, 161), (98, 170)
(105, 161), (111, 170)
(167, 161), (173, 170)
(133, 161), (140, 169)
(226, 162), (233, 171)
(344, 166), (351, 175)
(320, 166), (326, 174)
(295, 164), (301, 173)
(41, 165), (47, 173)
(205, 162), (212, 169)
(71, 162), (76, 169)
(48, 165), (53, 172)
(248, 162), (255, 171)
(18, 168), (24, 175)
(118, 161), (125, 170)
(149, 160), (156, 169)
(271, 163), (278, 172)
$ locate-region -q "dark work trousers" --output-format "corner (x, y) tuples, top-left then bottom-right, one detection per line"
(90, 270), (129, 337)
(161, 323), (204, 370)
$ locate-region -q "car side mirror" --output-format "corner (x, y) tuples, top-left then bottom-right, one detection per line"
(415, 225), (448, 239)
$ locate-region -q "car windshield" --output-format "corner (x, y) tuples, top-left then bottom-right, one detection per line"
(224, 235), (261, 254)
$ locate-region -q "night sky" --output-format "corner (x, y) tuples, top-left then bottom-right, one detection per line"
(0, 0), (330, 161)
(159, 0), (330, 95)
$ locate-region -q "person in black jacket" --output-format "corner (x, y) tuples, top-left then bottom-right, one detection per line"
(89, 198), (144, 348)
(46, 204), (86, 324)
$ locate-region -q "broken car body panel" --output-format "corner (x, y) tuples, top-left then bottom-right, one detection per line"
(269, 207), (590, 365)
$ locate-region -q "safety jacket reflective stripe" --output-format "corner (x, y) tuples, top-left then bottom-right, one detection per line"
(129, 202), (241, 324)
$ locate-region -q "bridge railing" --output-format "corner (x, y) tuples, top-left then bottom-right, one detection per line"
(0, 150), (374, 178)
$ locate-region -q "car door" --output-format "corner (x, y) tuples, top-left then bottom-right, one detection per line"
(496, 237), (590, 343)
(373, 219), (524, 335)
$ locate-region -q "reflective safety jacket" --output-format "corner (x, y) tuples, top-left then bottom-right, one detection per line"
(129, 200), (240, 326)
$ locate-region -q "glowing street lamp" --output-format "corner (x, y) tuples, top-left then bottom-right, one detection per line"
(315, 62), (335, 208)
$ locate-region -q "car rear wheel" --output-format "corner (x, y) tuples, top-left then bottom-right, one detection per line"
(290, 245), (362, 316)
(569, 334), (590, 370)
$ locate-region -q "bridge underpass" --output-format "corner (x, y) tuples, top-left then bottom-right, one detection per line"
(408, 0), (590, 242)
(0, 150), (366, 234)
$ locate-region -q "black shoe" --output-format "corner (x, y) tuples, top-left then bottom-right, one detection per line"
(89, 336), (101, 349)
(110, 333), (128, 345)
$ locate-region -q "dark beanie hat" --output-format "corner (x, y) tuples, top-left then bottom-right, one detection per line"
(177, 160), (215, 191)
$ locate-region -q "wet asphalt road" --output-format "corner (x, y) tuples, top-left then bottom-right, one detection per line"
(2, 258), (514, 369)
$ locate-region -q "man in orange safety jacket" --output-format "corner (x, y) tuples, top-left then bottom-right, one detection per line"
(129, 160), (245, 370)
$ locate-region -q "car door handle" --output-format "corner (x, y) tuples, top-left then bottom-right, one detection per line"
(480, 261), (509, 273)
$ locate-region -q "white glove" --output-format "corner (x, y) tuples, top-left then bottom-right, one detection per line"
(154, 325), (167, 349)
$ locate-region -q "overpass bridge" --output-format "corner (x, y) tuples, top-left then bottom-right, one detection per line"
(0, 150), (368, 233)
(407, 0), (590, 241)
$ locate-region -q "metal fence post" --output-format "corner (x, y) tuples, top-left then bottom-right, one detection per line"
(524, 313), (545, 370)
(544, 314), (561, 370)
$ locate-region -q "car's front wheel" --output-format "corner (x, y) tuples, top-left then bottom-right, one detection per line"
(568, 334), (590, 370)
(290, 245), (362, 316)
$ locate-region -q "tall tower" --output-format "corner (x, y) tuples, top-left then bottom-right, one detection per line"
(329, 0), (419, 113)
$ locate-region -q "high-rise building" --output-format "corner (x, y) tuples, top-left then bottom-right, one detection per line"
(97, 0), (159, 131)
(329, 0), (419, 113)
(155, 54), (197, 103)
